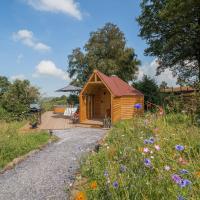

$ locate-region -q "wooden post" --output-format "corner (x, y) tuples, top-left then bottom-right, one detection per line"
(95, 74), (97, 82)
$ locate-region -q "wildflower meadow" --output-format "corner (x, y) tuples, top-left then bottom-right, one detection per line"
(78, 113), (200, 200)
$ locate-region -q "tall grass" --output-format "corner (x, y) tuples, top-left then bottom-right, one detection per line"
(80, 114), (200, 200)
(0, 121), (52, 170)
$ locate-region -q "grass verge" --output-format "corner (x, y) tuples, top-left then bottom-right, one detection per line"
(79, 114), (200, 200)
(0, 121), (54, 170)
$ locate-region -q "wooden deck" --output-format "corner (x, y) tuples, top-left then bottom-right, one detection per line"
(39, 111), (74, 130)
(80, 118), (103, 128)
(22, 111), (74, 131)
(21, 112), (105, 131)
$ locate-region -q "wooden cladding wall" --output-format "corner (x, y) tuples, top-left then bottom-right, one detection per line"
(134, 96), (144, 114)
(120, 96), (134, 120)
(112, 97), (121, 123)
(120, 96), (144, 120)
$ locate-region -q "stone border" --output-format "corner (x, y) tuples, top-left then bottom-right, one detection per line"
(68, 129), (110, 199)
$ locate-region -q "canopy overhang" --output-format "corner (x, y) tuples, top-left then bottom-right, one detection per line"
(56, 85), (82, 93)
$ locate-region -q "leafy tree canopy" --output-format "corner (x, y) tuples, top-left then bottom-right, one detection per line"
(133, 75), (161, 105)
(1, 79), (39, 119)
(137, 0), (200, 84)
(160, 81), (168, 89)
(67, 23), (140, 86)
(0, 76), (10, 96)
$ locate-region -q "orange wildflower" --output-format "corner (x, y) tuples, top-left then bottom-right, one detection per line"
(90, 181), (97, 189)
(75, 192), (87, 200)
(196, 171), (200, 178)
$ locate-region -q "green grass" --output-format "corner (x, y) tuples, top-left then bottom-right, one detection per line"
(80, 114), (200, 200)
(0, 121), (53, 170)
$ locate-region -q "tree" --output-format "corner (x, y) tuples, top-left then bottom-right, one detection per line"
(137, 0), (200, 84)
(2, 79), (39, 118)
(133, 75), (161, 104)
(68, 23), (140, 86)
(160, 81), (168, 89)
(0, 76), (10, 96)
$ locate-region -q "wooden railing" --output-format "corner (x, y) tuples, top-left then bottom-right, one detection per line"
(160, 86), (197, 93)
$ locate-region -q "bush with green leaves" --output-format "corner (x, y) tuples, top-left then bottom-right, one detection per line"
(0, 79), (39, 121)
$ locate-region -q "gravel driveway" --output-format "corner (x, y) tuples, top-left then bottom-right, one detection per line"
(0, 128), (106, 200)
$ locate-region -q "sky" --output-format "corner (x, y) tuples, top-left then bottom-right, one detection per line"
(0, 0), (177, 97)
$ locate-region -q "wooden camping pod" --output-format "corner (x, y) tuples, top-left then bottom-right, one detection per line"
(79, 70), (144, 126)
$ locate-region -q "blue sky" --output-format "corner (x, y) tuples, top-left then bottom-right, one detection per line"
(0, 0), (176, 97)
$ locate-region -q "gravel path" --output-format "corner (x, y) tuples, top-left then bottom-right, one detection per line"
(0, 128), (106, 200)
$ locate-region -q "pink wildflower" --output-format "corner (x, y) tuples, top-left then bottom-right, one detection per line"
(178, 157), (188, 165)
(154, 145), (160, 151)
(143, 148), (149, 153)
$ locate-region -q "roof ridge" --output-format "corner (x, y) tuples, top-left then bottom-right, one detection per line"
(94, 70), (143, 97)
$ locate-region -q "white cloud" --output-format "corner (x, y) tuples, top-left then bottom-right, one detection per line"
(13, 29), (51, 52)
(26, 0), (82, 20)
(33, 60), (69, 81)
(138, 59), (177, 86)
(10, 74), (26, 81)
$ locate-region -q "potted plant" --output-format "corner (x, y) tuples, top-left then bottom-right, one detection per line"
(30, 114), (38, 129)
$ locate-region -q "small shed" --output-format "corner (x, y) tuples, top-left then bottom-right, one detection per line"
(79, 70), (144, 125)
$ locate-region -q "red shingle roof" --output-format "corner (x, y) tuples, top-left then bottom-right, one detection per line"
(96, 70), (143, 97)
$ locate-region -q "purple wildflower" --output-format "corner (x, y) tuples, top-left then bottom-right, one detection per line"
(172, 174), (182, 184)
(113, 181), (119, 188)
(149, 137), (155, 144)
(178, 196), (184, 200)
(144, 139), (149, 144)
(144, 158), (151, 167)
(134, 103), (142, 109)
(179, 179), (191, 188)
(120, 165), (126, 173)
(104, 170), (109, 177)
(180, 169), (189, 174)
(144, 137), (155, 144)
(175, 145), (184, 151)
